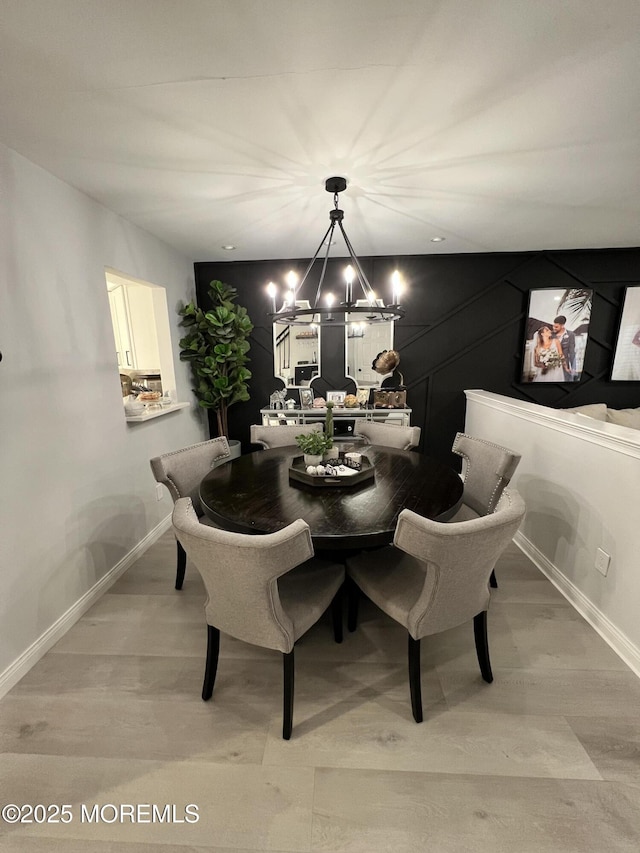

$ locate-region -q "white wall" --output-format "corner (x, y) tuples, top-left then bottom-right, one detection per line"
(0, 143), (207, 693)
(464, 390), (640, 676)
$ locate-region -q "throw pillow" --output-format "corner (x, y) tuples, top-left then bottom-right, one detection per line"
(562, 403), (608, 421)
(606, 408), (640, 430)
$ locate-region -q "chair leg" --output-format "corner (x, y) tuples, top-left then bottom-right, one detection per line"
(347, 576), (359, 632)
(473, 611), (493, 683)
(282, 650), (295, 740)
(331, 586), (343, 644)
(408, 635), (423, 723)
(175, 539), (187, 590)
(202, 625), (220, 701)
(489, 569), (498, 589)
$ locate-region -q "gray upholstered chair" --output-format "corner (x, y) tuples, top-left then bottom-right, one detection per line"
(346, 488), (525, 723)
(450, 432), (522, 588)
(354, 420), (421, 450)
(172, 497), (345, 739)
(250, 422), (322, 449)
(150, 436), (230, 590)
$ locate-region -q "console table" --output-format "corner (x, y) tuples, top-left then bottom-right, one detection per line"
(260, 406), (412, 440)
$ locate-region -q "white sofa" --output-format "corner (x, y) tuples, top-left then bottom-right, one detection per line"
(463, 390), (640, 677)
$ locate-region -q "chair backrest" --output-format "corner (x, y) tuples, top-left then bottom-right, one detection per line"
(172, 497), (314, 653)
(250, 422), (322, 449)
(393, 488), (525, 639)
(354, 421), (421, 451)
(150, 436), (230, 516)
(452, 432), (521, 516)
(309, 375), (357, 398)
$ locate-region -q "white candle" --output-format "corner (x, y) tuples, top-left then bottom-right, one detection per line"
(345, 265), (354, 304)
(391, 270), (401, 304)
(266, 281), (277, 313)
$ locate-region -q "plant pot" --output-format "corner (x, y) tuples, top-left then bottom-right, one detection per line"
(303, 453), (323, 467)
(323, 446), (339, 462)
(228, 439), (242, 460)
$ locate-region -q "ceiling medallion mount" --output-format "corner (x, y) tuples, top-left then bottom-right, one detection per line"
(266, 176), (405, 327)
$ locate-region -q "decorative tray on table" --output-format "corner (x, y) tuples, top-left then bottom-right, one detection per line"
(288, 454), (375, 489)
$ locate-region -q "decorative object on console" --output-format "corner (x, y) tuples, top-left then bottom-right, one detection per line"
(264, 177), (405, 328)
(373, 389), (407, 409)
(356, 388), (370, 407)
(373, 349), (401, 378)
(520, 288), (592, 384)
(269, 389), (287, 409)
(299, 388), (314, 408)
(372, 349), (407, 407)
(326, 391), (346, 406)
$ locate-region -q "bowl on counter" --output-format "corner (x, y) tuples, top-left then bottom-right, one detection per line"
(124, 400), (145, 416)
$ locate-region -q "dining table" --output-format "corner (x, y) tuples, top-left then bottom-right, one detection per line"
(199, 444), (463, 551)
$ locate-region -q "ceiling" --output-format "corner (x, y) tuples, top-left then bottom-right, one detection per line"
(1, 0), (639, 262)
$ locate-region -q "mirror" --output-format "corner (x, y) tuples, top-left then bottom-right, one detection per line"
(345, 301), (394, 387)
(273, 301), (320, 388)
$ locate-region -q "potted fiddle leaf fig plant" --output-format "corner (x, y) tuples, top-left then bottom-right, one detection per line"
(178, 280), (253, 440)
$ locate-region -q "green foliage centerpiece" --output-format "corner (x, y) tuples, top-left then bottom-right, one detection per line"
(294, 430), (333, 459)
(178, 280), (253, 438)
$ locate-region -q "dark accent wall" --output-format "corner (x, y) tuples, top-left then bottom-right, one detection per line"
(194, 248), (639, 464)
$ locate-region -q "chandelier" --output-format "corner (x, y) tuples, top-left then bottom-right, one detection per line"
(266, 177), (405, 327)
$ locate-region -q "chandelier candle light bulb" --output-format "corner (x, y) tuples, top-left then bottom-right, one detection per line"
(267, 281), (278, 313)
(326, 292), (335, 321)
(391, 270), (402, 305)
(345, 265), (354, 304)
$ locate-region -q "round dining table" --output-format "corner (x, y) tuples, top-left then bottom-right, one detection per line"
(199, 444), (463, 551)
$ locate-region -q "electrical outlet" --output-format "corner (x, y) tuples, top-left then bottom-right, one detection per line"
(594, 548), (611, 576)
(155, 483), (164, 502)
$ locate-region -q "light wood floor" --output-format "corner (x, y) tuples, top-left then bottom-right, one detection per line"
(2, 531), (640, 851)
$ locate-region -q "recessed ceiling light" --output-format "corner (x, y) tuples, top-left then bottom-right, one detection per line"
(430, 236), (445, 243)
(221, 244), (236, 251)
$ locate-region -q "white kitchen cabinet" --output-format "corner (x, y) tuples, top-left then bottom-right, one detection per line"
(108, 285), (134, 368)
(108, 283), (161, 370)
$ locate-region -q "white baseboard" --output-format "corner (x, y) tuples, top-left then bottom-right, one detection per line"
(0, 514), (173, 699)
(514, 531), (640, 679)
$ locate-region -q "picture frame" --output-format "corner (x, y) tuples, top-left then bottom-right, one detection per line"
(299, 387), (314, 408)
(611, 285), (640, 381)
(326, 390), (346, 406)
(520, 288), (593, 383)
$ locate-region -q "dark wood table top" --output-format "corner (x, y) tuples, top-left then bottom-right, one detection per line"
(199, 445), (463, 550)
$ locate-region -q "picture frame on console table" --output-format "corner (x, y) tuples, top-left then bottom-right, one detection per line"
(611, 285), (640, 381)
(520, 288), (593, 383)
(326, 391), (346, 406)
(299, 387), (314, 408)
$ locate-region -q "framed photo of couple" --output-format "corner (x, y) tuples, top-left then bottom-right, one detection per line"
(520, 288), (593, 383)
(611, 286), (640, 381)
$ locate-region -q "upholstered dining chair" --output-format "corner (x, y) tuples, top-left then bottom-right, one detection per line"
(354, 421), (421, 451)
(250, 422), (322, 449)
(450, 432), (522, 588)
(150, 436), (230, 590)
(172, 497), (345, 739)
(346, 488), (525, 723)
